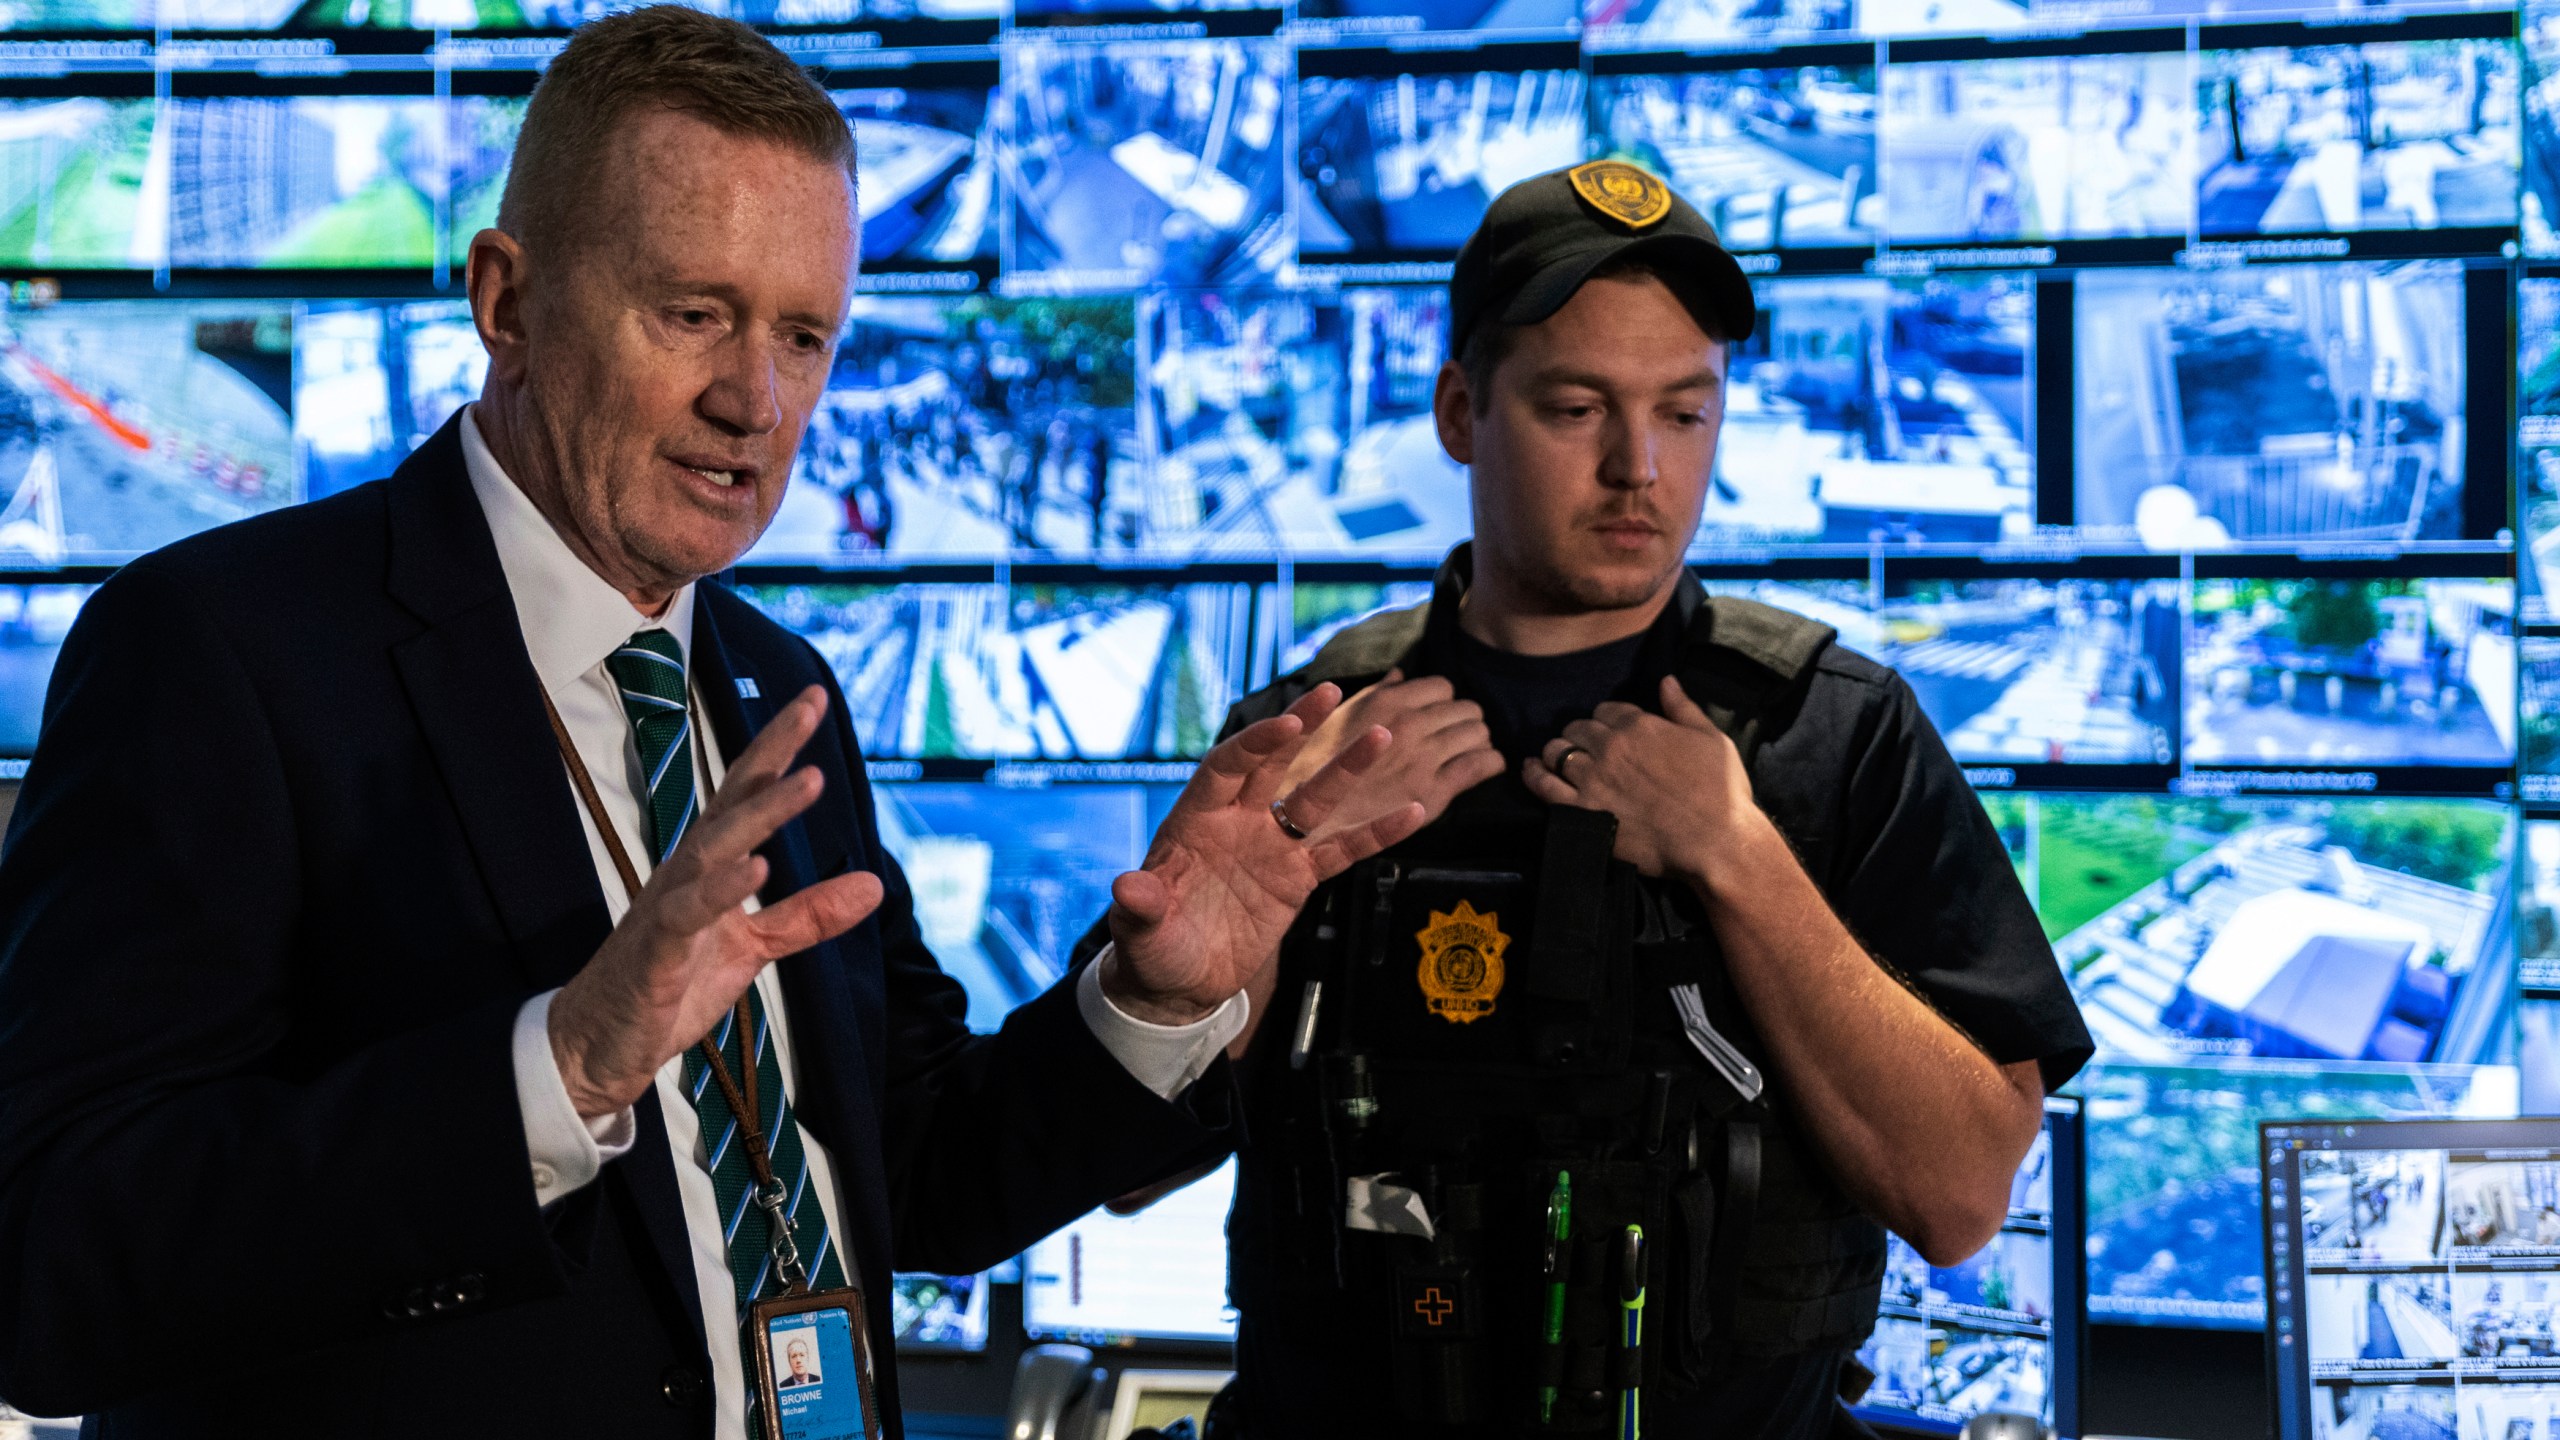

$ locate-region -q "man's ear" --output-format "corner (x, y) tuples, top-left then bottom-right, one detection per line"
(465, 227), (534, 387)
(1432, 359), (1474, 466)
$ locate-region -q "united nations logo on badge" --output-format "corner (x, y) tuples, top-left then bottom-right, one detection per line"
(1415, 900), (1510, 1025)
(1567, 160), (1673, 231)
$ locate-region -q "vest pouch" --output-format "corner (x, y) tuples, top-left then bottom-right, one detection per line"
(1334, 810), (1625, 1074)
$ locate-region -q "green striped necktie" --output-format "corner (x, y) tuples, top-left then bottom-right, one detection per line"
(603, 630), (849, 1314)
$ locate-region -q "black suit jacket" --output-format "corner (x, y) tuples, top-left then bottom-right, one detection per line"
(0, 418), (1233, 1438)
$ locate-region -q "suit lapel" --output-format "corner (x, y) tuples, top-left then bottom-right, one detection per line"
(382, 419), (612, 987)
(380, 417), (708, 1348)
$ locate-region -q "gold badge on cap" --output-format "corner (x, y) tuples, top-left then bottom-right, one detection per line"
(1568, 160), (1673, 230)
(1415, 901), (1509, 1025)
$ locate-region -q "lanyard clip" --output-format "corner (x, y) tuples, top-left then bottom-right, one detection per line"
(753, 1178), (811, 1294)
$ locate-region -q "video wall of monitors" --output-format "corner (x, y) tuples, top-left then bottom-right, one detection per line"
(0, 0), (2557, 1359)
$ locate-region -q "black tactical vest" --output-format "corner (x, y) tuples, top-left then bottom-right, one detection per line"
(1223, 562), (1889, 1435)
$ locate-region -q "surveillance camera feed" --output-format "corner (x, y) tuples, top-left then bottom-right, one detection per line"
(1986, 793), (2519, 1326)
(164, 98), (445, 269)
(2265, 1119), (2560, 1440)
(0, 582), (91, 755)
(2074, 262), (2469, 549)
(834, 82), (999, 268)
(1002, 41), (1293, 293)
(2522, 277), (2560, 621)
(1578, 0), (1848, 49)
(0, 300), (296, 566)
(1583, 63), (1880, 251)
(890, 1271), (991, 1351)
(1721, 272), (2033, 545)
(2184, 579), (2515, 771)
(1879, 52), (2195, 244)
(733, 583), (1250, 761)
(2198, 42), (2521, 239)
(0, 99), (159, 269)
(2529, 2), (2560, 255)
(445, 96), (524, 265)
(1297, 61), (1586, 260)
(745, 294), (1138, 561)
(1879, 578), (2180, 766)
(1300, 0), (1576, 32)
(292, 300), (482, 499)
(1852, 1100), (2081, 1435)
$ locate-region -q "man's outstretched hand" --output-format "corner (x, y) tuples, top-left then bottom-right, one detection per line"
(1101, 685), (1426, 1025)
(549, 685), (886, 1119)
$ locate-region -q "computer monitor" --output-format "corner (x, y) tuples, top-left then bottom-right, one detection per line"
(1022, 1158), (1239, 1347)
(889, 1271), (991, 1353)
(2264, 1116), (2560, 1440)
(1851, 1096), (2084, 1437)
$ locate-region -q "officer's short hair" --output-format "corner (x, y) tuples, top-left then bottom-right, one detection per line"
(496, 4), (855, 261)
(1457, 255), (1730, 413)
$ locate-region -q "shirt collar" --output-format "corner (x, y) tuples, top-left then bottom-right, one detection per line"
(460, 404), (696, 693)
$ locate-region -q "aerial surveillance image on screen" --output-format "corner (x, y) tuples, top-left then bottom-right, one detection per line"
(1878, 579), (2179, 766)
(165, 98), (444, 268)
(2075, 262), (2467, 549)
(1719, 272), (2032, 545)
(0, 301), (296, 566)
(871, 782), (1180, 1031)
(294, 300), (484, 500)
(1297, 64), (1586, 260)
(0, 99), (159, 269)
(2198, 42), (2520, 238)
(1277, 581), (1434, 674)
(1982, 792), (2519, 1326)
(1583, 65), (1878, 251)
(734, 582), (1250, 761)
(1002, 41), (1291, 293)
(0, 583), (90, 756)
(2531, 0), (2560, 254)
(2184, 579), (2515, 770)
(747, 294), (1136, 560)
(1139, 288), (1469, 561)
(834, 84), (997, 267)
(1881, 53), (2194, 244)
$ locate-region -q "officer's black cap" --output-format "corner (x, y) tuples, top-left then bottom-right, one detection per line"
(1448, 161), (1758, 363)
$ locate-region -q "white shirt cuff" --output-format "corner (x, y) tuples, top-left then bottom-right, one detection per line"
(512, 989), (636, 1208)
(1075, 947), (1249, 1100)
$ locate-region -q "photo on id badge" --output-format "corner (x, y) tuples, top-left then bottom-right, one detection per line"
(752, 1290), (879, 1440)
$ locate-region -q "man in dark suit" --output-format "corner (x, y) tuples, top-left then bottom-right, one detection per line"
(0, 10), (1415, 1438)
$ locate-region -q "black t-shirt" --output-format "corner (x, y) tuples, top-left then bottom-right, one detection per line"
(1435, 599), (1683, 764)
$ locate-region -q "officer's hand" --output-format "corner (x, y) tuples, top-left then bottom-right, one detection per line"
(1102, 684), (1427, 1024)
(1281, 669), (1505, 840)
(1521, 675), (1757, 878)
(549, 686), (887, 1119)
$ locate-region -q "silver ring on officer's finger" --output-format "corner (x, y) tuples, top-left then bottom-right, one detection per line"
(1551, 743), (1589, 776)
(1269, 798), (1310, 841)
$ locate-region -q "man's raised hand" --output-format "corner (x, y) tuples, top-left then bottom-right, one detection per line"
(1278, 669), (1504, 842)
(548, 685), (885, 1118)
(1101, 684), (1426, 1025)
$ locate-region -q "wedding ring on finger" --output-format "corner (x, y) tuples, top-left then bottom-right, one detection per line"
(1269, 798), (1310, 841)
(1551, 743), (1590, 777)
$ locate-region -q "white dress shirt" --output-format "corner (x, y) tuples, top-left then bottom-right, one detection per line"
(460, 408), (1246, 1438)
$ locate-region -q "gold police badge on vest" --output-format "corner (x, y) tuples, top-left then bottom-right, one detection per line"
(1415, 901), (1509, 1025)
(1567, 160), (1673, 230)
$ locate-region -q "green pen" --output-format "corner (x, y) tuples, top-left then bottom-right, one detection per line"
(1618, 1224), (1648, 1440)
(1538, 1169), (1572, 1424)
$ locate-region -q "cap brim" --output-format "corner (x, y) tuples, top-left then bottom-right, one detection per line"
(1494, 232), (1758, 345)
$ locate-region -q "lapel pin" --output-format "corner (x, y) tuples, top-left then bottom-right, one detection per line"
(736, 678), (761, 700)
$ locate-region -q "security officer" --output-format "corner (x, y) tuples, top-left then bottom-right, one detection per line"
(1110, 162), (2094, 1439)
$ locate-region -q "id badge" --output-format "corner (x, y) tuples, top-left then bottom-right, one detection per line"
(749, 1288), (882, 1440)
